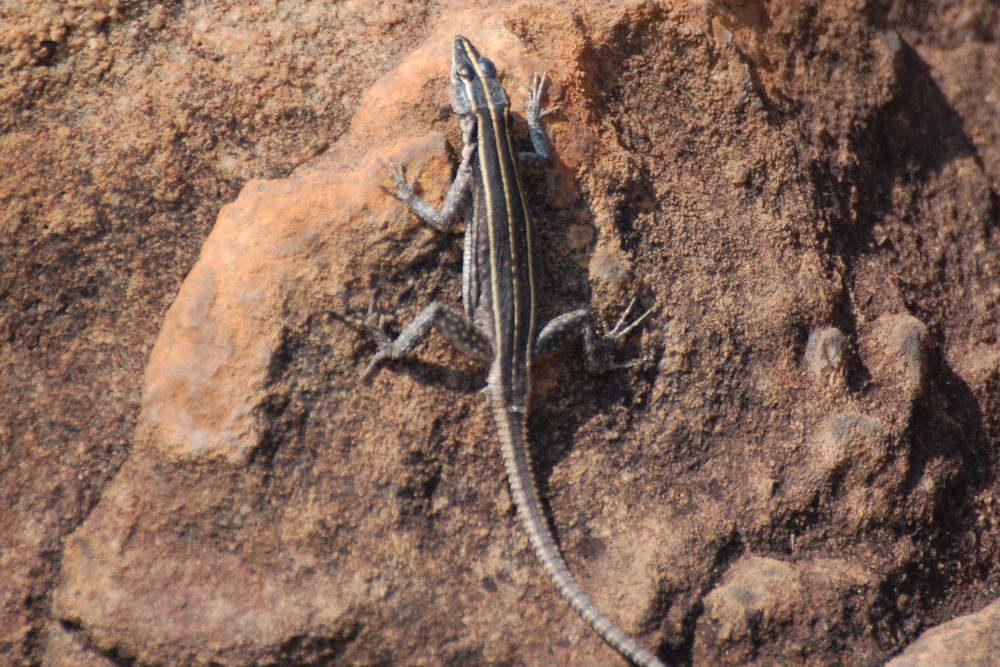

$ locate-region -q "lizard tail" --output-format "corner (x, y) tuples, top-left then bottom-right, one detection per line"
(491, 402), (668, 667)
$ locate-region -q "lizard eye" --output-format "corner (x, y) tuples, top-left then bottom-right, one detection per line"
(479, 58), (496, 77)
(457, 63), (475, 80)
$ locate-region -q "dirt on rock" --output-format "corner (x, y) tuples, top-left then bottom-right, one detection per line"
(3, 1), (1000, 665)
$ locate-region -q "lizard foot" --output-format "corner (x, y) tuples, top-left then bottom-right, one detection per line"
(522, 71), (560, 123)
(595, 297), (654, 372)
(377, 157), (418, 206)
(339, 293), (396, 381)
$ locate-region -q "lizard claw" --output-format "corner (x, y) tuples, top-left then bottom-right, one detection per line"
(338, 293), (396, 381)
(592, 298), (653, 372)
(377, 157), (417, 203)
(522, 71), (558, 123)
(360, 351), (389, 382)
(607, 297), (654, 343)
(359, 296), (396, 381)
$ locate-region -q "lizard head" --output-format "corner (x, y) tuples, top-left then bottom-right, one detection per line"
(451, 36), (509, 117)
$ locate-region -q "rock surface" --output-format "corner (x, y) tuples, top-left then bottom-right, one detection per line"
(887, 598), (1000, 667)
(3, 0), (1000, 665)
(694, 554), (876, 664)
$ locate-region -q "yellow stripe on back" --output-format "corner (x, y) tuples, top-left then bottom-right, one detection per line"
(463, 38), (530, 386)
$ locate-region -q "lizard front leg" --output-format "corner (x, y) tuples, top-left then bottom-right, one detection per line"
(379, 118), (478, 232)
(518, 71), (558, 167)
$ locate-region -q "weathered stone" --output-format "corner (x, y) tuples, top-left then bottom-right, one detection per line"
(694, 554), (876, 665)
(866, 313), (932, 404)
(2, 1), (998, 665)
(137, 145), (423, 462)
(814, 413), (886, 481)
(887, 599), (1000, 666)
(805, 326), (848, 385)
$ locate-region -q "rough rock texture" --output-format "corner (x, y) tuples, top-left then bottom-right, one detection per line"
(3, 1), (1000, 665)
(886, 598), (1000, 667)
(694, 554), (877, 664)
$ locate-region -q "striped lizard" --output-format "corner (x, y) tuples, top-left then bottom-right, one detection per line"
(357, 36), (664, 667)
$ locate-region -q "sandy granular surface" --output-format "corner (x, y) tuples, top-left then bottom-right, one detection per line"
(3, 2), (999, 665)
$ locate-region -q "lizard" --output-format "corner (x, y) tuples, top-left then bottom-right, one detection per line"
(356, 35), (666, 667)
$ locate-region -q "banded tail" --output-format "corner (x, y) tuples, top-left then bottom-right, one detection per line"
(490, 400), (667, 667)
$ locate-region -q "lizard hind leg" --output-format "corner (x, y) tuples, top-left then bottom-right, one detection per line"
(535, 298), (653, 372)
(355, 297), (493, 380)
